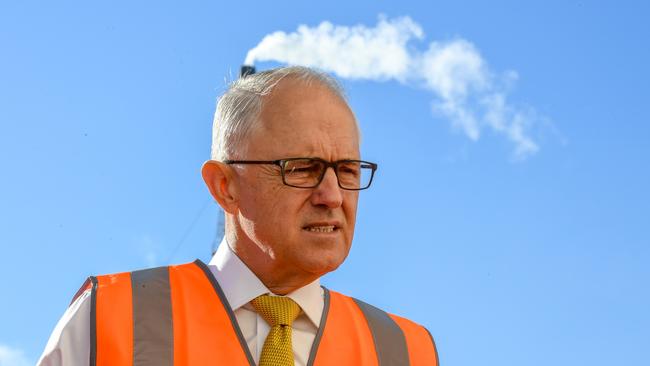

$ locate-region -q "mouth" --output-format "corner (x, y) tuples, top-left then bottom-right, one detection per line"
(302, 222), (341, 233)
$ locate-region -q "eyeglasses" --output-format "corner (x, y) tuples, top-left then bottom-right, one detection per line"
(224, 157), (378, 190)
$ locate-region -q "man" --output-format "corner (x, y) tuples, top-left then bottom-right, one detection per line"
(38, 66), (438, 365)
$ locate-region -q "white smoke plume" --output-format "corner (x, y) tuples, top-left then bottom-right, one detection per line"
(246, 16), (540, 159)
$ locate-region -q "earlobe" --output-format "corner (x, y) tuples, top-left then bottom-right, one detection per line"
(201, 160), (238, 213)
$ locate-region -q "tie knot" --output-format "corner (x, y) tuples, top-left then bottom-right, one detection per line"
(251, 295), (301, 327)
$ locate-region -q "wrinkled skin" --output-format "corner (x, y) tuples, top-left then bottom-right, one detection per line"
(202, 78), (360, 294)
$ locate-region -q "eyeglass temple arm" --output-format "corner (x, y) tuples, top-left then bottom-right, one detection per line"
(223, 160), (282, 165)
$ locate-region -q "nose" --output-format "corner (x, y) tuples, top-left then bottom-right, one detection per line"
(310, 167), (343, 208)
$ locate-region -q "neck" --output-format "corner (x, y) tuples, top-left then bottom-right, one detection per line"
(226, 230), (319, 296)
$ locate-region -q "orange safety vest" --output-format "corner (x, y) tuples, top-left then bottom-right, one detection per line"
(74, 260), (438, 366)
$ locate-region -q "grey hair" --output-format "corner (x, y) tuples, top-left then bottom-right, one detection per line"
(210, 66), (353, 161)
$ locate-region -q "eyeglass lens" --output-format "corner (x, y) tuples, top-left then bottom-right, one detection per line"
(282, 159), (373, 189)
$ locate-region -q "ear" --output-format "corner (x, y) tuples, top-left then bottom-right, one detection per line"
(201, 160), (239, 214)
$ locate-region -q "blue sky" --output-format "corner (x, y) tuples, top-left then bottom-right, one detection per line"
(1, 1), (649, 365)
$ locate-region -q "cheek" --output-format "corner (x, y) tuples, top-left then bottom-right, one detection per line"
(238, 189), (277, 232)
(239, 173), (283, 213)
(344, 193), (359, 219)
(246, 186), (306, 232)
(344, 194), (359, 238)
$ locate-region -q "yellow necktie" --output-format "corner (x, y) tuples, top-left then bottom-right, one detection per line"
(251, 294), (302, 366)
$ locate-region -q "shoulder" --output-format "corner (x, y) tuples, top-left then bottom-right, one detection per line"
(87, 261), (206, 291)
(39, 262), (210, 365)
(326, 289), (439, 365)
(37, 279), (93, 366)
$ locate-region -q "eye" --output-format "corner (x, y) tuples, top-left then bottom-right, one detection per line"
(284, 160), (322, 176)
(290, 165), (316, 173)
(338, 162), (361, 177)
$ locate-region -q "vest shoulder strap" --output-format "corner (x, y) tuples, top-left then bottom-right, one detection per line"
(312, 290), (438, 366)
(388, 312), (439, 366)
(88, 261), (254, 366)
(353, 297), (411, 365)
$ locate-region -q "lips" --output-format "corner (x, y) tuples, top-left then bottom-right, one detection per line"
(302, 222), (341, 233)
(304, 225), (336, 233)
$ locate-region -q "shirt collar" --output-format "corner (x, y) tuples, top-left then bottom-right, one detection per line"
(208, 238), (324, 327)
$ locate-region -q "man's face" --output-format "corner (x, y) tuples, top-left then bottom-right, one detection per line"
(233, 78), (360, 278)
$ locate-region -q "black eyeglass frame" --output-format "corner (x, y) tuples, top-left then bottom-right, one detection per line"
(224, 157), (378, 191)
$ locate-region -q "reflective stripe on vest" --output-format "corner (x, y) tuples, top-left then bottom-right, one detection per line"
(131, 267), (173, 365)
(353, 299), (410, 365)
(85, 260), (438, 366)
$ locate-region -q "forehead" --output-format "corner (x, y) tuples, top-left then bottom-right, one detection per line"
(249, 78), (360, 159)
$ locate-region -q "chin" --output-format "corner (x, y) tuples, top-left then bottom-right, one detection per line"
(298, 246), (350, 276)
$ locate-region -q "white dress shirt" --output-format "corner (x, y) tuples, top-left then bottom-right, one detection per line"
(37, 239), (324, 366)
